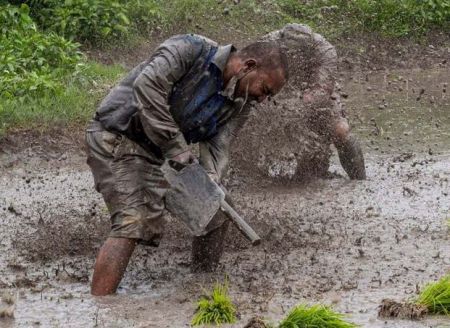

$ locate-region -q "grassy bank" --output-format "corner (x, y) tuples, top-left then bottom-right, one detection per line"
(0, 63), (124, 134)
(1, 0), (448, 136)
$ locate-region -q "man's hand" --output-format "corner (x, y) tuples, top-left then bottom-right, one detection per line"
(170, 150), (197, 165)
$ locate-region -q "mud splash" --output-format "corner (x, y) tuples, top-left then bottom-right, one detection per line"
(0, 67), (449, 327)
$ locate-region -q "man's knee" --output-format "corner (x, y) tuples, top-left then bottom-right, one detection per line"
(333, 119), (350, 144)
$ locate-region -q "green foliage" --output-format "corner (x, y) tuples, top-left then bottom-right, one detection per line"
(416, 275), (450, 315)
(0, 62), (125, 134)
(121, 0), (162, 35)
(191, 281), (237, 326)
(0, 3), (82, 99)
(162, 0), (217, 29)
(276, 0), (450, 37)
(24, 0), (130, 43)
(278, 304), (359, 328)
(140, 0), (450, 38)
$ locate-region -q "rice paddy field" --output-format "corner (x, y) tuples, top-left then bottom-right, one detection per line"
(0, 64), (449, 327)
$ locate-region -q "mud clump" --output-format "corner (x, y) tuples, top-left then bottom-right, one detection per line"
(243, 317), (268, 328)
(378, 299), (428, 319)
(0, 292), (16, 319)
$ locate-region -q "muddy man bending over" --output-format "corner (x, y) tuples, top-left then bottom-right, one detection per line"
(85, 35), (288, 295)
(265, 24), (366, 179)
(85, 25), (366, 296)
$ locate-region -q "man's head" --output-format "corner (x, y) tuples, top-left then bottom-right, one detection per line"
(224, 41), (288, 103)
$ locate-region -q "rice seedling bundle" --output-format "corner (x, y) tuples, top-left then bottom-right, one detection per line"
(278, 304), (359, 328)
(191, 282), (237, 326)
(415, 274), (450, 315)
(379, 275), (450, 319)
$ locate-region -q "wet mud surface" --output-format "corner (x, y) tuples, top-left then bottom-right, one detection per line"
(1, 67), (449, 327)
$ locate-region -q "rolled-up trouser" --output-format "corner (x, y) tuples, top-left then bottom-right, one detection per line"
(85, 120), (231, 263)
(85, 120), (167, 246)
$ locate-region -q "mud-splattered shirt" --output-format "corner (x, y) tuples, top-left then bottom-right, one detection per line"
(263, 23), (345, 130)
(95, 34), (251, 179)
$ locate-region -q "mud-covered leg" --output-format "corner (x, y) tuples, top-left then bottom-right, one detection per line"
(91, 237), (137, 296)
(191, 213), (230, 273)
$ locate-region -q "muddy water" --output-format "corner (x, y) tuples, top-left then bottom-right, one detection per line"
(0, 67), (449, 327)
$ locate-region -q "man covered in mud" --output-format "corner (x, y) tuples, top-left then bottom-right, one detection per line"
(264, 24), (366, 179)
(85, 34), (288, 295)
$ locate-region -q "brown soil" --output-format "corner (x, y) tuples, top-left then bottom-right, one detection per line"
(336, 31), (449, 71)
(378, 299), (428, 320)
(86, 28), (449, 72)
(244, 316), (268, 328)
(0, 126), (85, 170)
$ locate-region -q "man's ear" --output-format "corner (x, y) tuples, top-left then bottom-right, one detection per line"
(243, 59), (257, 73)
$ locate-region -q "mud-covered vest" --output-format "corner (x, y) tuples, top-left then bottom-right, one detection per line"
(169, 44), (229, 144)
(95, 34), (231, 150)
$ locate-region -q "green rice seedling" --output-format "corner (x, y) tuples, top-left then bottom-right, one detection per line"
(278, 304), (359, 328)
(191, 281), (237, 326)
(415, 275), (450, 315)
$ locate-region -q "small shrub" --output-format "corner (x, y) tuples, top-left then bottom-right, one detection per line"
(0, 61), (124, 134)
(0, 3), (82, 98)
(121, 0), (162, 35)
(191, 281), (237, 326)
(25, 0), (131, 43)
(278, 304), (359, 328)
(416, 274), (450, 315)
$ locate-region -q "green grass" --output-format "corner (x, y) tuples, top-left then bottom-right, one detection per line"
(119, 0), (450, 42)
(415, 275), (450, 315)
(191, 281), (237, 326)
(0, 62), (125, 135)
(122, 0), (290, 44)
(278, 304), (359, 328)
(276, 0), (450, 38)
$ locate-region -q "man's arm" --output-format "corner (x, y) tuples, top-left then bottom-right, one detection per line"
(199, 104), (252, 182)
(133, 36), (201, 159)
(335, 133), (366, 180)
(331, 118), (366, 180)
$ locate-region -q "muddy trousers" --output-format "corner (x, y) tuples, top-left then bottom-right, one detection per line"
(191, 212), (230, 273)
(86, 120), (230, 271)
